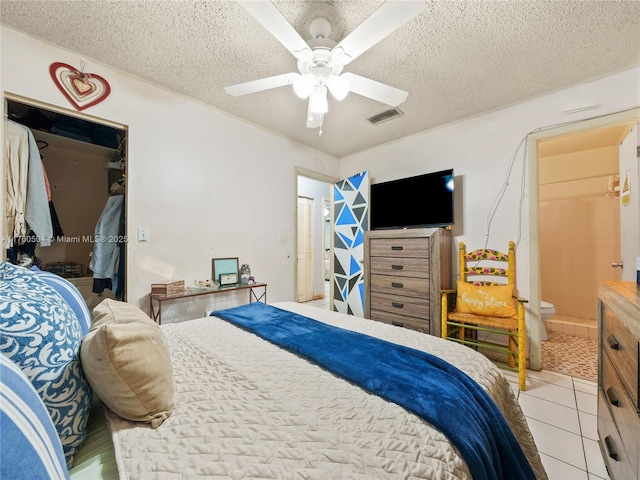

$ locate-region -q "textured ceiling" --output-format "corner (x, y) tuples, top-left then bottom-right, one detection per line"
(2, 0), (640, 157)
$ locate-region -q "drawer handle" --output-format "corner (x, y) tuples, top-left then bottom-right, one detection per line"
(391, 265), (404, 270)
(604, 435), (618, 461)
(391, 282), (404, 288)
(391, 302), (404, 309)
(606, 386), (620, 407)
(391, 321), (404, 327)
(391, 246), (404, 251)
(607, 335), (620, 350)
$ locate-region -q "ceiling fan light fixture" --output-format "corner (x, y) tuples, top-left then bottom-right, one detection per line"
(309, 86), (328, 113)
(230, 0), (426, 131)
(307, 106), (324, 129)
(331, 46), (351, 66)
(326, 74), (350, 101)
(292, 47), (314, 62)
(293, 73), (316, 98)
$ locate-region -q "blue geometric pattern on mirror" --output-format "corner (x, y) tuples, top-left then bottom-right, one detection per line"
(332, 171), (368, 317)
(350, 255), (360, 276)
(336, 204), (356, 225)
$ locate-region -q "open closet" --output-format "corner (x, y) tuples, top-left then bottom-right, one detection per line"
(4, 98), (127, 307)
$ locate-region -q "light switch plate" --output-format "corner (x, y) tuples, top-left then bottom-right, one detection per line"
(137, 227), (150, 243)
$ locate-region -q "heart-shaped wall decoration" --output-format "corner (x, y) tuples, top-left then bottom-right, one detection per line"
(49, 62), (111, 111)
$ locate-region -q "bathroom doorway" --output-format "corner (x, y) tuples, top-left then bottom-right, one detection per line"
(534, 115), (638, 379)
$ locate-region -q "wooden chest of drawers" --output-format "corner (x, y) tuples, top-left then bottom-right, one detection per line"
(364, 228), (451, 337)
(597, 281), (640, 480)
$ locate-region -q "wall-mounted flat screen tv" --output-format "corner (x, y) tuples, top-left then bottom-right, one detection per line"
(370, 169), (454, 230)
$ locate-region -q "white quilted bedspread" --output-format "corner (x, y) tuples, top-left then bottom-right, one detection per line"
(107, 302), (546, 480)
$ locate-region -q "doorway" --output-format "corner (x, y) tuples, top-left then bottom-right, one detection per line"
(295, 168), (337, 309)
(527, 108), (640, 372)
(4, 95), (128, 305)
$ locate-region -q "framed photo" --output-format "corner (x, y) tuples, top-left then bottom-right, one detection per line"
(219, 273), (238, 286)
(212, 257), (239, 285)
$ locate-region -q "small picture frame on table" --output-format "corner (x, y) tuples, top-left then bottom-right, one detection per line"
(212, 257), (239, 286)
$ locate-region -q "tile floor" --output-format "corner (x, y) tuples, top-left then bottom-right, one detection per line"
(542, 331), (598, 382)
(303, 286), (610, 480)
(501, 369), (609, 479)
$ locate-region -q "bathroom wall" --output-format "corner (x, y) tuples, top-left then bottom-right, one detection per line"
(539, 146), (620, 321)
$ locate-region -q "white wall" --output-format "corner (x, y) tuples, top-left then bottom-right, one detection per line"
(339, 67), (640, 299)
(3, 25), (639, 322)
(1, 27), (340, 312)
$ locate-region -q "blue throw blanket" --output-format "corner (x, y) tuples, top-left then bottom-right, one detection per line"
(212, 302), (535, 480)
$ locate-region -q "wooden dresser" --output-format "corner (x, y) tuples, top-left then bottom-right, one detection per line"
(364, 228), (451, 337)
(597, 280), (640, 480)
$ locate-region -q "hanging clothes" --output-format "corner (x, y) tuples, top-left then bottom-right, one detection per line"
(4, 120), (29, 242)
(48, 202), (64, 239)
(41, 161), (64, 238)
(90, 194), (124, 293)
(24, 126), (53, 246)
(3, 119), (53, 247)
(115, 197), (126, 300)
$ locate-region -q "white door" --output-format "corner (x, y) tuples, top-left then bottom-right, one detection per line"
(297, 197), (314, 302)
(618, 125), (639, 282)
(332, 171), (369, 316)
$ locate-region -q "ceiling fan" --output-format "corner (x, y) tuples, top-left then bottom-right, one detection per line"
(225, 0), (426, 132)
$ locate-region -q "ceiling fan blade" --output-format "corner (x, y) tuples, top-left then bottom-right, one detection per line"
(333, 0), (426, 65)
(239, 1), (312, 61)
(225, 72), (299, 96)
(343, 73), (408, 107)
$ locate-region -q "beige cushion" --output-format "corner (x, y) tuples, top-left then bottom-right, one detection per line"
(92, 298), (157, 326)
(81, 300), (174, 428)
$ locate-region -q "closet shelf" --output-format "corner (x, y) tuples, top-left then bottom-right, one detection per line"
(33, 130), (117, 157)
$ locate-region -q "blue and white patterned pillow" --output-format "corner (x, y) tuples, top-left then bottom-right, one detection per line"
(0, 353), (70, 480)
(30, 266), (92, 335)
(0, 262), (92, 467)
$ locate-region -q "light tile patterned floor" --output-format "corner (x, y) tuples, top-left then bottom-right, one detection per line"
(542, 331), (598, 382)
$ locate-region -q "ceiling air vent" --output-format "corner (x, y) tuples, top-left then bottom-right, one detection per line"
(367, 108), (404, 125)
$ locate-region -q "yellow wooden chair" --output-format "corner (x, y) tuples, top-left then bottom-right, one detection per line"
(441, 241), (528, 390)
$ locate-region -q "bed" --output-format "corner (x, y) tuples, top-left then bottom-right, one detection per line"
(0, 261), (546, 480)
(71, 301), (545, 480)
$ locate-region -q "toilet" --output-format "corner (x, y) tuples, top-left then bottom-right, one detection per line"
(540, 301), (555, 341)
